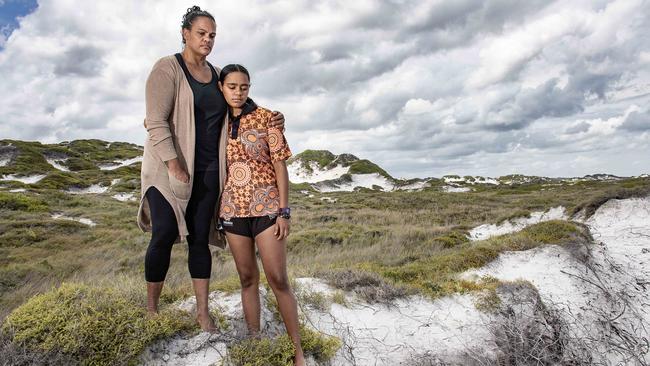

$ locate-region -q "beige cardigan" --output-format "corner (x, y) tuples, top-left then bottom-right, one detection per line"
(137, 55), (228, 248)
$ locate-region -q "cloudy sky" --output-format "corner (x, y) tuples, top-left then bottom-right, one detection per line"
(0, 0), (648, 178)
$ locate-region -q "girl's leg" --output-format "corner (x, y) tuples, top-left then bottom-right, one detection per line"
(226, 231), (261, 334)
(144, 187), (179, 313)
(185, 171), (219, 331)
(255, 226), (305, 365)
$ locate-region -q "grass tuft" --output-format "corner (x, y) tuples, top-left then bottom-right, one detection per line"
(2, 283), (194, 366)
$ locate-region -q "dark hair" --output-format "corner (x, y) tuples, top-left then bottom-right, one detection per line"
(181, 6), (215, 44)
(219, 64), (251, 83)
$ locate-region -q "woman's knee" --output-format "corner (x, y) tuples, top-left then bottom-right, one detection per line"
(150, 225), (178, 247)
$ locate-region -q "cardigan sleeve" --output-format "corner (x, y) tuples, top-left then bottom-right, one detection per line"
(144, 59), (178, 162)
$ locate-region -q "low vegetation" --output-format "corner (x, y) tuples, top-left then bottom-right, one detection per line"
(1, 283), (195, 366)
(223, 326), (341, 366)
(0, 139), (648, 364)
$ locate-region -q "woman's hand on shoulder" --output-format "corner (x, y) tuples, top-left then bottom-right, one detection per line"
(274, 217), (290, 240)
(269, 111), (285, 132)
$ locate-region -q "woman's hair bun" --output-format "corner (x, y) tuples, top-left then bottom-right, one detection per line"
(186, 6), (202, 15)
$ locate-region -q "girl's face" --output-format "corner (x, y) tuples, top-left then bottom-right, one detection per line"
(219, 71), (250, 109)
(182, 16), (216, 56)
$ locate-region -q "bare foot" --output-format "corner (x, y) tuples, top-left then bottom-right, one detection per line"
(196, 312), (217, 332)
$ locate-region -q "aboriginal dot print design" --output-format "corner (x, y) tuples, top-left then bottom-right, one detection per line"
(220, 106), (292, 220)
(240, 129), (271, 162)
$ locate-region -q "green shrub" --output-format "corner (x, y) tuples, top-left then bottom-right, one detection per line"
(65, 157), (96, 171)
(35, 172), (85, 190)
(288, 150), (336, 173)
(224, 326), (341, 366)
(365, 220), (590, 299)
(0, 193), (48, 212)
(2, 283), (194, 366)
(347, 159), (392, 179)
(433, 230), (470, 248)
(570, 186), (650, 218)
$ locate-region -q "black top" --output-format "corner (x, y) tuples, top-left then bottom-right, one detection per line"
(228, 98), (258, 139)
(175, 53), (227, 172)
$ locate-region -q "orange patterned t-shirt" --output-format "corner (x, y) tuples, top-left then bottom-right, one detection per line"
(219, 105), (292, 220)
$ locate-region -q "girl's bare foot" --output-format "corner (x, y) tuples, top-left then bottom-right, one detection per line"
(294, 350), (306, 366)
(196, 312), (217, 332)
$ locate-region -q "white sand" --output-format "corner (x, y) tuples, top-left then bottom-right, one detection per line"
(468, 206), (566, 241)
(98, 156), (143, 170)
(45, 158), (70, 171)
(583, 198), (650, 328)
(464, 197), (650, 364)
(288, 161), (350, 184)
(317, 173), (395, 192)
(51, 213), (96, 227)
(66, 184), (109, 194)
(112, 193), (136, 202)
(0, 174), (47, 184)
(395, 181), (429, 191)
(442, 185), (472, 192)
(143, 279), (493, 366)
(298, 279), (493, 365)
(463, 245), (588, 311)
(444, 176), (499, 185)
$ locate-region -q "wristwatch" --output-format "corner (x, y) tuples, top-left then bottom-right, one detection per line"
(278, 207), (291, 219)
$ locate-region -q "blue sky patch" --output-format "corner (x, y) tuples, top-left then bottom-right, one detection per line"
(0, 0), (38, 47)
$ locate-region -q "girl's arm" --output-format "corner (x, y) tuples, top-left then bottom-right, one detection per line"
(273, 160), (289, 209)
(268, 114), (292, 240)
(273, 160), (290, 240)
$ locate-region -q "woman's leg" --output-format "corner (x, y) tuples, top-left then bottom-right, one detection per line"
(144, 187), (179, 313)
(185, 170), (219, 331)
(225, 230), (261, 334)
(255, 226), (305, 365)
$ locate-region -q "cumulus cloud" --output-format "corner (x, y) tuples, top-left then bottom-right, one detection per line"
(620, 109), (650, 131)
(0, 0), (648, 178)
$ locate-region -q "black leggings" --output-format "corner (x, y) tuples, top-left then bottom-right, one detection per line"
(144, 170), (219, 282)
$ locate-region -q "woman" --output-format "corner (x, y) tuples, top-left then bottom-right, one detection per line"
(137, 6), (285, 331)
(218, 64), (305, 366)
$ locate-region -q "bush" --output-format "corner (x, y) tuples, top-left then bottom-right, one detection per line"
(321, 269), (410, 303)
(223, 326), (341, 366)
(2, 283), (194, 366)
(570, 186), (650, 218)
(0, 193), (48, 212)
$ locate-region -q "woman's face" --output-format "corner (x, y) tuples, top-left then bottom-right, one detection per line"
(182, 16), (216, 56)
(219, 72), (250, 109)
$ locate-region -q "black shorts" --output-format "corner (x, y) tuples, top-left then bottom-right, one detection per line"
(220, 215), (277, 239)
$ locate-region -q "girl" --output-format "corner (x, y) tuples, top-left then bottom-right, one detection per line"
(138, 6), (286, 332)
(218, 64), (305, 366)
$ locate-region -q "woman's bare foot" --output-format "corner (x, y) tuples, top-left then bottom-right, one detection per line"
(196, 312), (217, 332)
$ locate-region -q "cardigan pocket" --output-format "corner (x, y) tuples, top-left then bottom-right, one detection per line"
(168, 173), (191, 201)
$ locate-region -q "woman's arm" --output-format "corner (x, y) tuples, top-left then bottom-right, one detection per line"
(145, 59), (188, 182)
(145, 59), (178, 162)
(273, 159), (290, 240)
